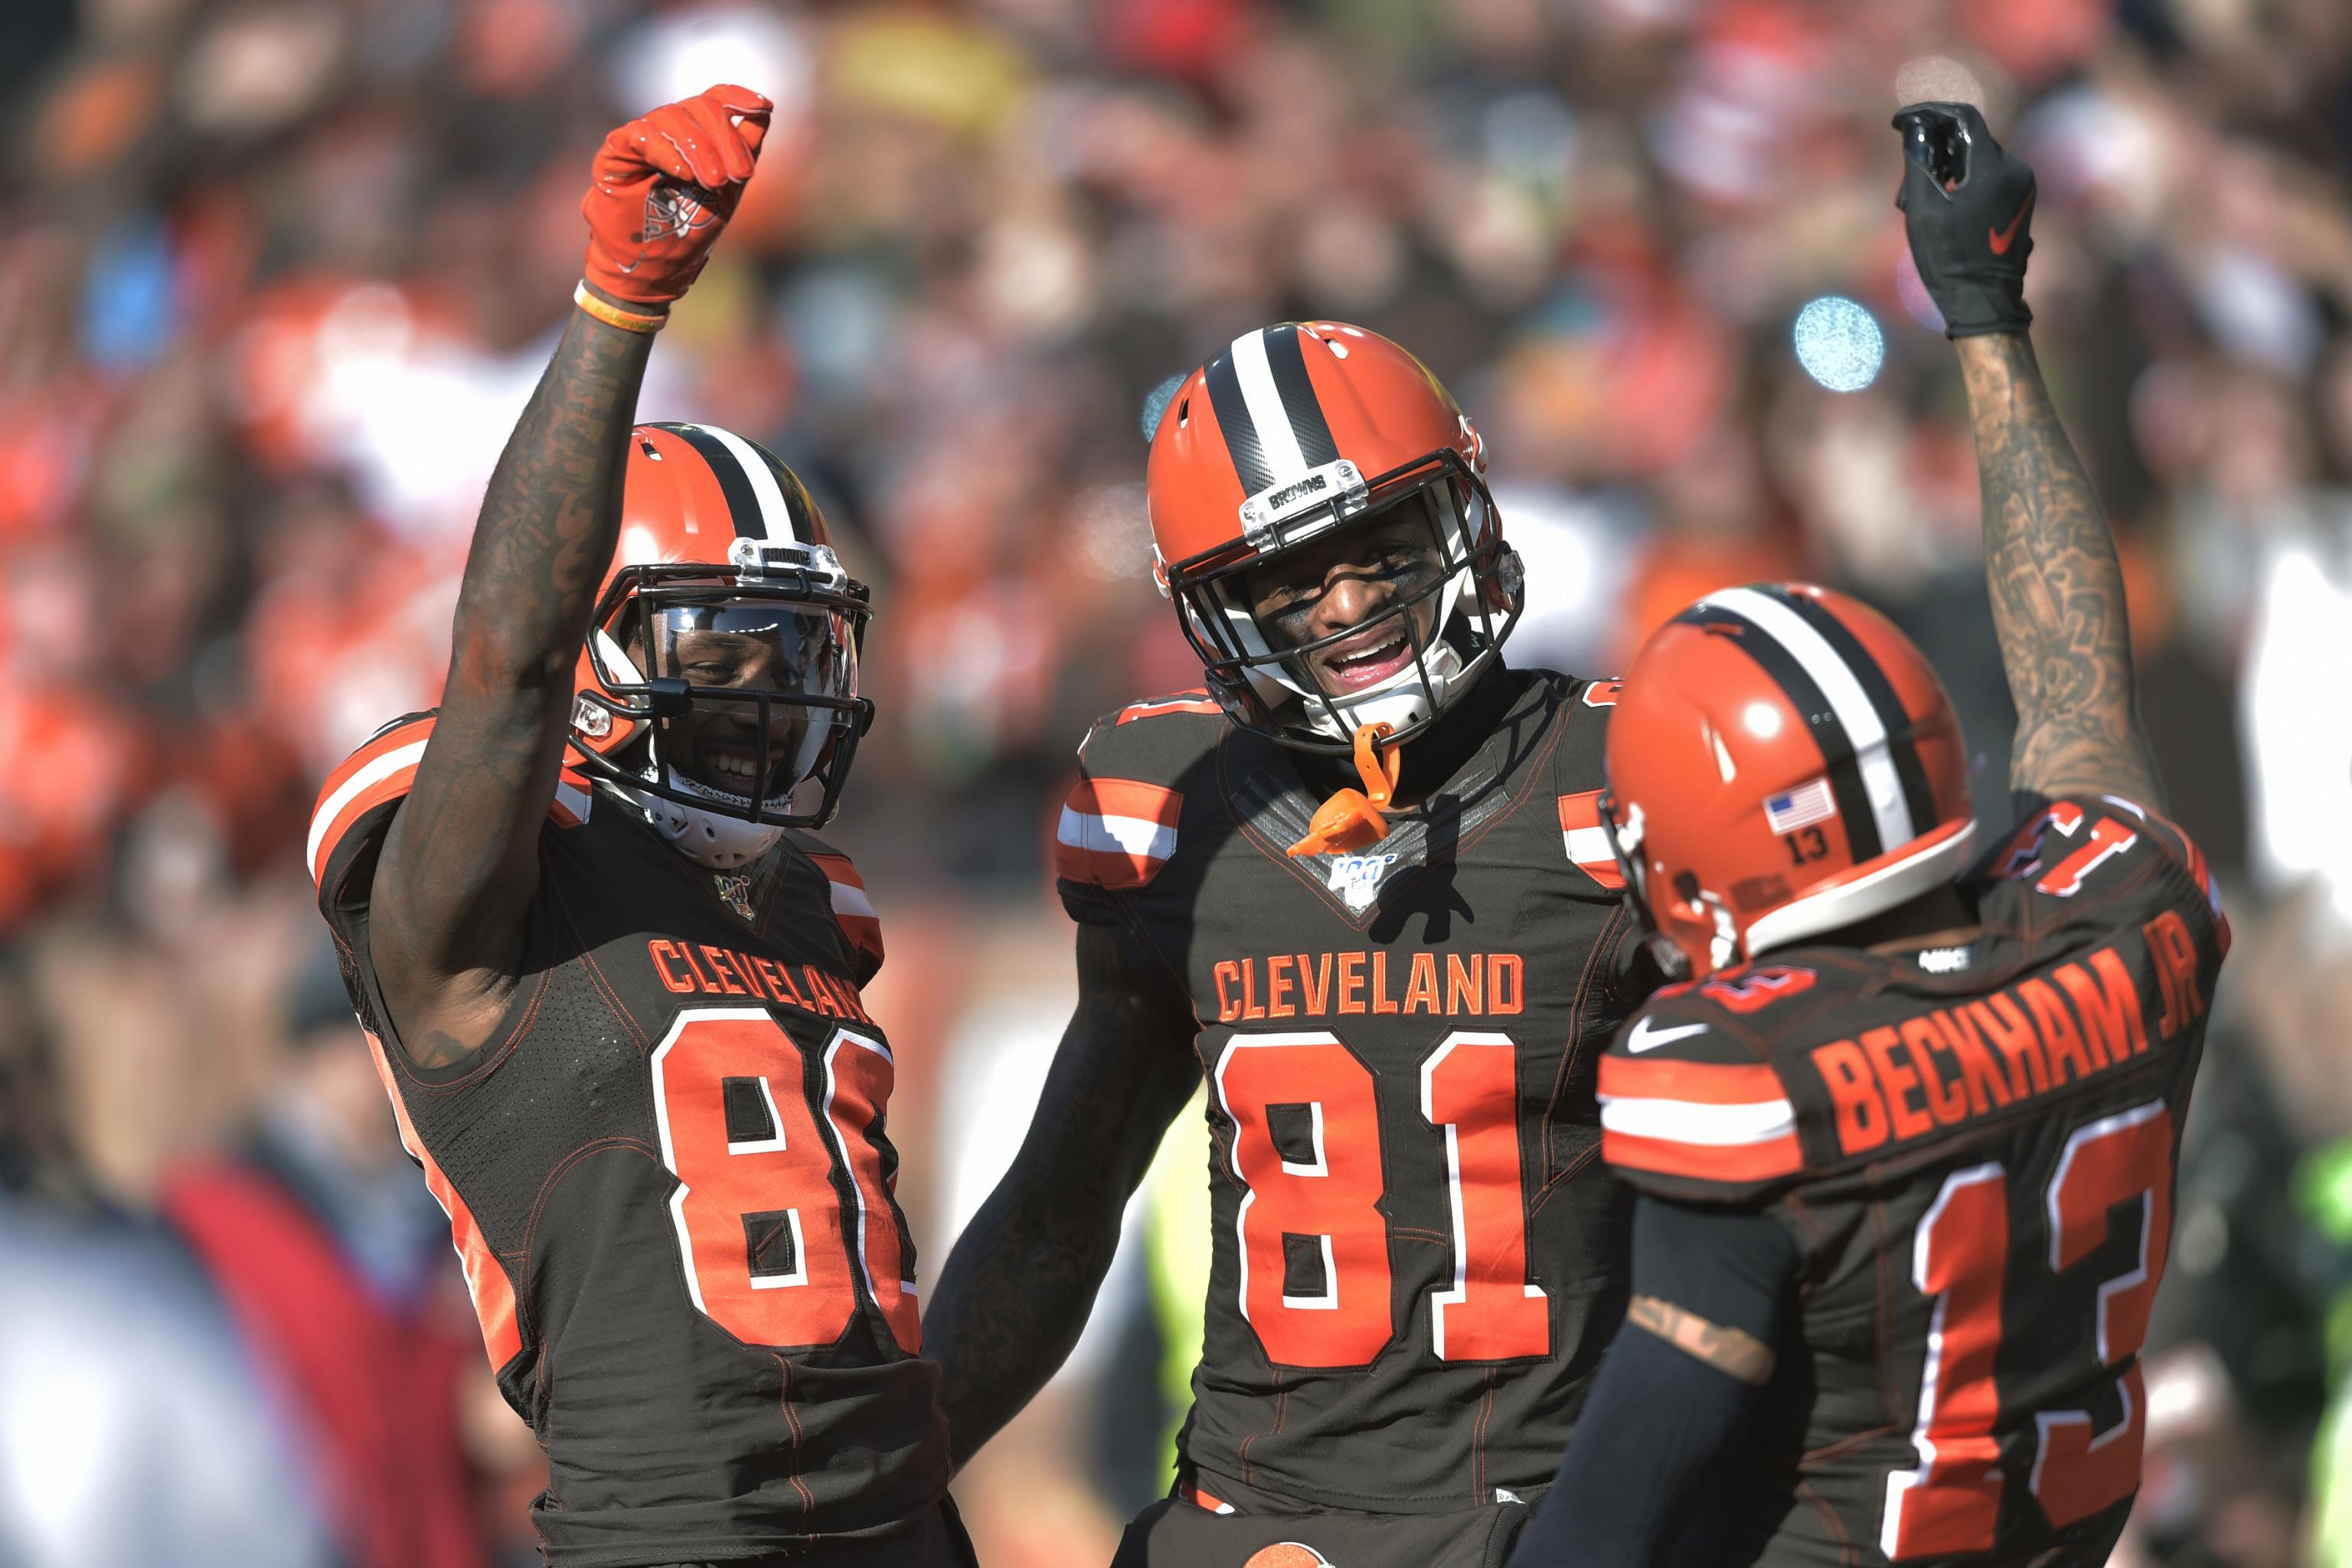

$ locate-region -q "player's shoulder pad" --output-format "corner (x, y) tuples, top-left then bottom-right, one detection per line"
(1054, 691), (1222, 891)
(1980, 792), (2229, 954)
(308, 711), (594, 896)
(786, 830), (885, 985)
(1596, 969), (1809, 1204)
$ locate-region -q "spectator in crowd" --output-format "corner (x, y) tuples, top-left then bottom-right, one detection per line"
(159, 939), (511, 1568)
(0, 962), (334, 1568)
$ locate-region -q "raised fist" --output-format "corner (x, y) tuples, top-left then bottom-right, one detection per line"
(583, 84), (771, 307)
(1893, 101), (2036, 338)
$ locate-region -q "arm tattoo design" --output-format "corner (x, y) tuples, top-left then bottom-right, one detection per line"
(925, 920), (1200, 1470)
(1626, 1293), (1777, 1386)
(1957, 333), (2164, 810)
(370, 313), (656, 1064)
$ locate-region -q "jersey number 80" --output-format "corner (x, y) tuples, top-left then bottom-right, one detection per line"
(650, 1008), (921, 1354)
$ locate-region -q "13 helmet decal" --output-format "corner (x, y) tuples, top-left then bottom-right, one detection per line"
(1146, 322), (1524, 753)
(1600, 583), (1976, 979)
(568, 422), (874, 867)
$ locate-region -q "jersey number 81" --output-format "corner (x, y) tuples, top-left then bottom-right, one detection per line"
(1214, 1029), (1548, 1367)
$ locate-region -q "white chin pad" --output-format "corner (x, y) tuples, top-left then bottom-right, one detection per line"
(1307, 636), (1464, 738)
(640, 777), (788, 869)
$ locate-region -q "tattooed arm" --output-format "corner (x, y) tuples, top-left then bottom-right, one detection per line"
(363, 88), (767, 1067)
(925, 918), (1201, 1471)
(1957, 332), (2165, 811)
(367, 302), (655, 1066)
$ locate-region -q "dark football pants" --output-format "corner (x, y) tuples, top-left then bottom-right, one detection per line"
(1110, 1478), (1530, 1568)
(648, 1493), (978, 1568)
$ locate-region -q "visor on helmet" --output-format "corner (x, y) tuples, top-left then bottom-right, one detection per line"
(571, 545), (875, 829)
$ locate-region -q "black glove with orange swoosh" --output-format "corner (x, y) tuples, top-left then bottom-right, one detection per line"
(1894, 100), (2036, 337)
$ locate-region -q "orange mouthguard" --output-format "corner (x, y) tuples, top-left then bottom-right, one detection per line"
(1286, 722), (1401, 858)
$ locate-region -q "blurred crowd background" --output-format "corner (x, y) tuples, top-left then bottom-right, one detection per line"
(2, 0), (2349, 1563)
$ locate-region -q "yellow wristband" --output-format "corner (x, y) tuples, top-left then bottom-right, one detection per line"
(573, 281), (668, 334)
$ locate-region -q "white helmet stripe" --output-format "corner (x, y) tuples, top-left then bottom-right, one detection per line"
(1697, 586), (1916, 851)
(1230, 328), (1310, 485)
(691, 422), (803, 543)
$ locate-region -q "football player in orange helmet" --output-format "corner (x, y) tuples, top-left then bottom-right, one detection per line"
(926, 322), (1645, 1566)
(567, 420), (873, 865)
(306, 89), (969, 1566)
(1146, 323), (1520, 757)
(1508, 105), (2223, 1568)
(1597, 581), (1980, 985)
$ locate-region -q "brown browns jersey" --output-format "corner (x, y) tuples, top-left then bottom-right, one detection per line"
(309, 714), (949, 1566)
(1596, 794), (2229, 1567)
(1055, 669), (1644, 1514)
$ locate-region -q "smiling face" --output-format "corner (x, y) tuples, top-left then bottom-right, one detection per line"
(1230, 500), (1449, 700)
(639, 601), (855, 798)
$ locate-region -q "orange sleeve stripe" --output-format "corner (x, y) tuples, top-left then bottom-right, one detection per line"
(311, 722), (590, 887)
(1603, 1127), (1805, 1184)
(309, 718), (437, 886)
(1054, 843), (1166, 889)
(1598, 1054), (1788, 1106)
(362, 1029), (524, 1370)
(1557, 790), (1625, 890)
(1064, 776), (1184, 827)
(314, 717), (438, 807)
(807, 852), (886, 970)
(1116, 694), (1220, 724)
(808, 851), (867, 890)
(309, 760), (426, 886)
(1054, 773), (1181, 889)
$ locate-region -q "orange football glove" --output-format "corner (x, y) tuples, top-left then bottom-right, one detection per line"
(581, 85), (772, 306)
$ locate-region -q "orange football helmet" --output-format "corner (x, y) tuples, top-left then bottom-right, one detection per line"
(1146, 322), (1522, 752)
(569, 422), (872, 867)
(1600, 583), (1975, 978)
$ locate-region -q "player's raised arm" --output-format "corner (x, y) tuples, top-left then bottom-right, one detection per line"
(368, 87), (771, 1066)
(1896, 101), (2164, 812)
(923, 919), (1200, 1471)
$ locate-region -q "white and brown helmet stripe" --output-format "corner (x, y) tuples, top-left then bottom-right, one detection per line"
(648, 420), (834, 549)
(1200, 325), (1344, 498)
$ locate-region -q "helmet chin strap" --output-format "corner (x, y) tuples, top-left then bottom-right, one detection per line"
(1286, 722), (1403, 858)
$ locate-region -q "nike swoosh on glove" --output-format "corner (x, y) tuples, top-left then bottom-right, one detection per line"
(1893, 100), (2036, 338)
(583, 84), (772, 307)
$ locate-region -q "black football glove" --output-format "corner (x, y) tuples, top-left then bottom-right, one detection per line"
(1893, 101), (2036, 338)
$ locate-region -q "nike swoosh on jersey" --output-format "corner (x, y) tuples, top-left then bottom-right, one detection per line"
(1625, 1017), (1710, 1054)
(1988, 193), (2034, 256)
